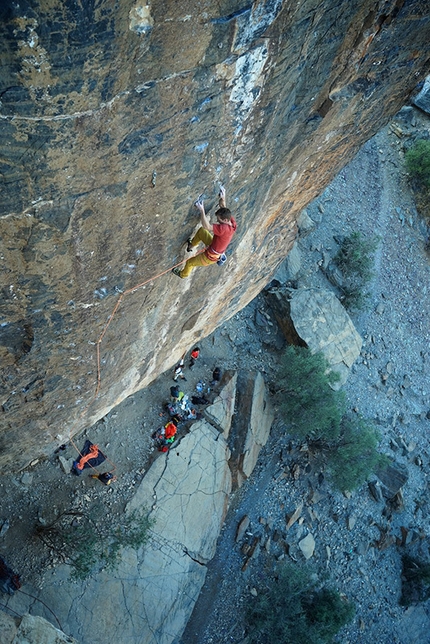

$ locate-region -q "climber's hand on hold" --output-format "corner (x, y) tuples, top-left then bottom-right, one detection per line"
(218, 185), (226, 207)
(195, 199), (205, 214)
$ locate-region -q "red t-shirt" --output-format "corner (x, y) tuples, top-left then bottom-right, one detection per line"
(209, 218), (237, 255)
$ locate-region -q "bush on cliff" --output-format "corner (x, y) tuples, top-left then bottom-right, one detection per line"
(400, 554), (430, 606)
(405, 139), (430, 189)
(323, 413), (385, 491)
(246, 562), (355, 644)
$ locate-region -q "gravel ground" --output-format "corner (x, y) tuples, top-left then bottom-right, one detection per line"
(1, 108), (430, 644)
(181, 110), (430, 644)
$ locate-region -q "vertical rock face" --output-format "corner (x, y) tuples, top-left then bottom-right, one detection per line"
(0, 0), (429, 470)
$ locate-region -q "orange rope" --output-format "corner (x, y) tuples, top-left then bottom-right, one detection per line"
(67, 251), (204, 472)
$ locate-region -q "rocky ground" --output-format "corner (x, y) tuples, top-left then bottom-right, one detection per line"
(1, 107), (430, 644)
(181, 109), (430, 644)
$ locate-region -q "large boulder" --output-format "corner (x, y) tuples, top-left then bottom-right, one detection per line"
(412, 75), (430, 114)
(229, 372), (274, 487)
(204, 371), (238, 438)
(266, 287), (362, 387)
(123, 420), (231, 644)
(0, 613), (78, 644)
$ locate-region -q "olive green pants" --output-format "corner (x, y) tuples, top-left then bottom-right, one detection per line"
(179, 228), (217, 278)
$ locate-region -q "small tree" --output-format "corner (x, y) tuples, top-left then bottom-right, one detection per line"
(246, 562), (355, 644)
(276, 346), (345, 442)
(404, 139), (430, 224)
(332, 232), (378, 311)
(276, 346), (383, 491)
(405, 139), (430, 189)
(325, 413), (385, 491)
(400, 555), (430, 606)
(36, 508), (153, 580)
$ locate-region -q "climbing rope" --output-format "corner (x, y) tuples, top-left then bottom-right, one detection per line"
(67, 251), (204, 472)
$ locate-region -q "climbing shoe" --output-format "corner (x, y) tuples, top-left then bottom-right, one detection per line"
(172, 267), (183, 278)
(186, 238), (193, 252)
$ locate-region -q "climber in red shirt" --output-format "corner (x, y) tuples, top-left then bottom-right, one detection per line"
(172, 186), (237, 279)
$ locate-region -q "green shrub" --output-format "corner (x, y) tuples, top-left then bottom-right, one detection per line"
(246, 562), (355, 644)
(333, 232), (378, 311)
(36, 509), (153, 580)
(325, 414), (385, 492)
(276, 346), (345, 442)
(276, 347), (383, 491)
(400, 555), (430, 606)
(405, 139), (430, 189)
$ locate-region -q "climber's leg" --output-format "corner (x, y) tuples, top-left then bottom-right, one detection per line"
(189, 227), (213, 248)
(180, 253), (215, 278)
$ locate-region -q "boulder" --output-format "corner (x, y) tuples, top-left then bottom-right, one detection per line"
(298, 533), (316, 560)
(204, 371), (238, 438)
(266, 287), (362, 388)
(124, 420), (232, 644)
(273, 242), (302, 283)
(0, 613), (78, 644)
(412, 75), (430, 114)
(229, 372), (274, 487)
(376, 460), (409, 499)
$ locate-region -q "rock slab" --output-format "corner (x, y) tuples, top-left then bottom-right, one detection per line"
(266, 287), (362, 387)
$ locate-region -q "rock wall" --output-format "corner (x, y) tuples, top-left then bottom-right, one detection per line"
(1, 0), (429, 471)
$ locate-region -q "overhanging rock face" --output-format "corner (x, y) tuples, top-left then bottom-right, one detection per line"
(1, 0), (430, 470)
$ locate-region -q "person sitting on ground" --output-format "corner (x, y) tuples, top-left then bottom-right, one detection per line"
(170, 384), (181, 402)
(152, 420), (178, 452)
(172, 186), (237, 279)
(189, 347), (200, 368)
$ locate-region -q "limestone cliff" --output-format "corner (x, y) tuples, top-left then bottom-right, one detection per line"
(0, 0), (429, 471)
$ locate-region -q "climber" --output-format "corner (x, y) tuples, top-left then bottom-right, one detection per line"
(172, 186), (237, 279)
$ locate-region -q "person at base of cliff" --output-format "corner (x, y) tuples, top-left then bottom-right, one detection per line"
(151, 420), (177, 452)
(211, 366), (221, 386)
(172, 186), (237, 279)
(173, 358), (187, 382)
(170, 384), (181, 402)
(189, 347), (200, 368)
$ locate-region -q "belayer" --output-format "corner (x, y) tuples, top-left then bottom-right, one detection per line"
(172, 186), (237, 279)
